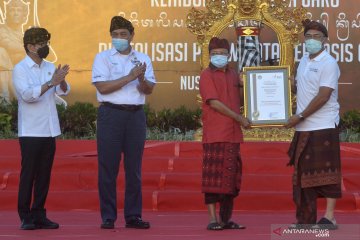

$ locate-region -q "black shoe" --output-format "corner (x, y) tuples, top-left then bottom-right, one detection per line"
(34, 218), (59, 229)
(288, 223), (313, 229)
(101, 219), (115, 229)
(20, 219), (36, 230)
(125, 217), (150, 229)
(312, 218), (338, 230)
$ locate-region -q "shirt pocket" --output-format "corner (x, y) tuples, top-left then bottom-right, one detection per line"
(44, 69), (54, 83)
(109, 63), (125, 80)
(304, 68), (321, 91)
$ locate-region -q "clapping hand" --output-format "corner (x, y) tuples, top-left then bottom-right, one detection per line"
(129, 62), (146, 81)
(52, 64), (70, 86)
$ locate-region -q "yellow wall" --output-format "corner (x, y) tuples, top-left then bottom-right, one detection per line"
(0, 0), (358, 112)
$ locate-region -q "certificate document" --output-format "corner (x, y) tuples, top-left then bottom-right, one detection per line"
(243, 66), (291, 127)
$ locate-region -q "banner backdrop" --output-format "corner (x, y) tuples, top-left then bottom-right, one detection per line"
(0, 0), (358, 113)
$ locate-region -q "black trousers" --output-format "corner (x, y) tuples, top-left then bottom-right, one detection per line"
(97, 105), (146, 222)
(204, 193), (234, 224)
(18, 137), (56, 221)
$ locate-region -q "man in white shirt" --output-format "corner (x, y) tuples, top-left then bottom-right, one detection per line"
(285, 20), (341, 230)
(12, 27), (70, 230)
(92, 16), (156, 230)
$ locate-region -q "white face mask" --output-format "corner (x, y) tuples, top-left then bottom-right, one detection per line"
(112, 38), (129, 52)
(305, 39), (323, 54)
(210, 55), (228, 68)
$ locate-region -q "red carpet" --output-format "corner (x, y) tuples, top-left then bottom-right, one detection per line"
(1, 140), (360, 240)
(0, 210), (359, 240)
(1, 140), (359, 212)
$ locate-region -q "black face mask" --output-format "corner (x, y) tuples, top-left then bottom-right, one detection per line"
(37, 45), (50, 59)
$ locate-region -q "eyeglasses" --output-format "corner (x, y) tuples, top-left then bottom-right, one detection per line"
(304, 34), (325, 41)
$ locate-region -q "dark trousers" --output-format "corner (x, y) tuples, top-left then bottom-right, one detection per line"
(18, 137), (56, 221)
(293, 163), (341, 224)
(97, 105), (146, 222)
(294, 186), (318, 224)
(293, 183), (342, 224)
(204, 193), (234, 224)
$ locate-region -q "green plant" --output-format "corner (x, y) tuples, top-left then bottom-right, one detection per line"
(154, 108), (173, 132)
(144, 104), (157, 129)
(339, 129), (360, 143)
(1, 100), (204, 140)
(0, 97), (18, 135)
(172, 106), (202, 132)
(58, 102), (97, 138)
(340, 110), (360, 133)
(144, 105), (201, 133)
(339, 110), (360, 143)
(146, 128), (196, 141)
(0, 113), (12, 137)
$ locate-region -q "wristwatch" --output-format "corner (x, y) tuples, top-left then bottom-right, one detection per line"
(298, 113), (305, 121)
(46, 80), (54, 88)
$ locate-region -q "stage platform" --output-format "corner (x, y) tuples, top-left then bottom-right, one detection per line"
(0, 140), (359, 239)
(0, 210), (359, 240)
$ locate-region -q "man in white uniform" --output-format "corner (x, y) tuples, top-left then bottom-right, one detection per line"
(12, 27), (70, 230)
(286, 20), (341, 230)
(92, 16), (156, 230)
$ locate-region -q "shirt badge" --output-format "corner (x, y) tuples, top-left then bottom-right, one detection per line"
(130, 55), (141, 66)
(131, 57), (141, 66)
(309, 68), (318, 73)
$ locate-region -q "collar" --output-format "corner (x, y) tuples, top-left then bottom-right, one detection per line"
(209, 63), (229, 72)
(110, 47), (135, 56)
(25, 55), (43, 68)
(308, 49), (327, 62)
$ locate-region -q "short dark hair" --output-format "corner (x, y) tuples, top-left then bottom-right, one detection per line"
(110, 16), (134, 34)
(23, 27), (51, 52)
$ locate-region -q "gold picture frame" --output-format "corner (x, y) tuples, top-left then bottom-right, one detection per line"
(243, 65), (292, 127)
(186, 0), (307, 75)
(187, 0), (306, 141)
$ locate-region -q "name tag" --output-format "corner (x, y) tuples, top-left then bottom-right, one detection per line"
(309, 67), (319, 73)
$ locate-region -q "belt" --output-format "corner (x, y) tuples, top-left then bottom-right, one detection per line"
(101, 102), (143, 112)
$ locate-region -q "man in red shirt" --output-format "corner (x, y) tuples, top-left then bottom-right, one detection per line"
(199, 37), (250, 230)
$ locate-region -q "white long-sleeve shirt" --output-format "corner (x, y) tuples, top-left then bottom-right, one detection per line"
(12, 55), (70, 137)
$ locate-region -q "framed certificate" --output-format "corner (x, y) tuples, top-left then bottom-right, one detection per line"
(243, 66), (292, 127)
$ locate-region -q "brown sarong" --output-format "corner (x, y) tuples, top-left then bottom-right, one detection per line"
(288, 128), (342, 188)
(288, 128), (342, 224)
(202, 143), (242, 196)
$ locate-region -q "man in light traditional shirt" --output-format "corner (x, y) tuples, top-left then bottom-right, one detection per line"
(12, 27), (70, 230)
(285, 20), (341, 230)
(92, 16), (156, 230)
